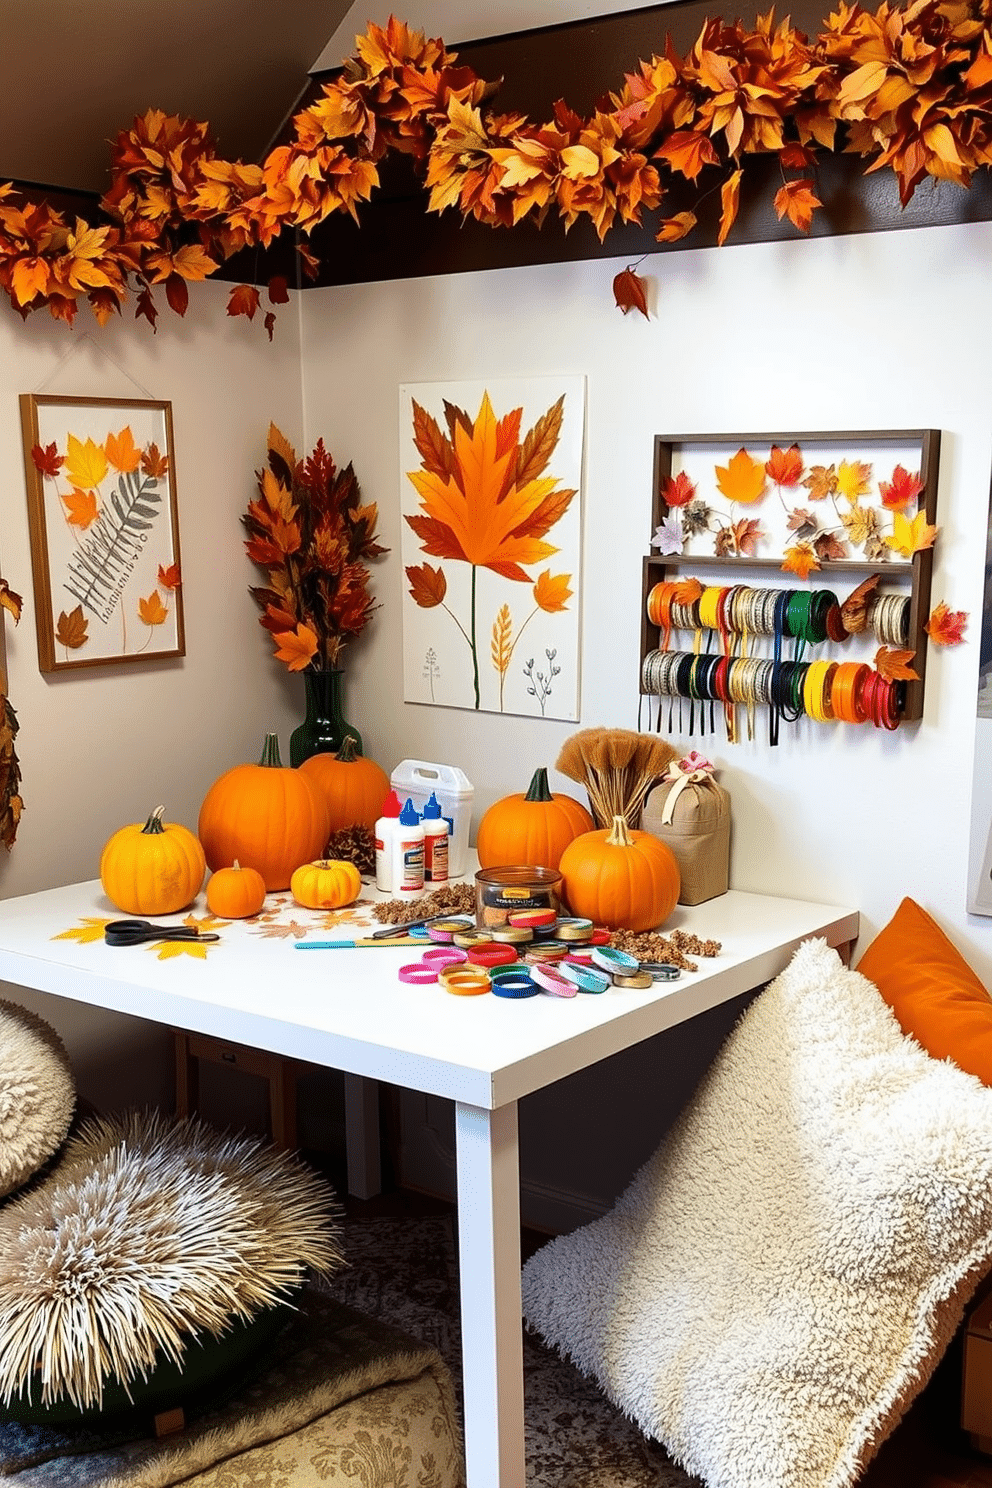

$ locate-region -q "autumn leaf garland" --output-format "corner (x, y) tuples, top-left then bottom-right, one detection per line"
(0, 579), (23, 850)
(6, 5), (992, 328)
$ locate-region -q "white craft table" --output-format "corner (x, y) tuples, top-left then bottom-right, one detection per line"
(0, 876), (857, 1488)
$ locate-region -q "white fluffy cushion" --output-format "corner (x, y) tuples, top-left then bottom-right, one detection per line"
(521, 937), (992, 1488)
(0, 999), (74, 1198)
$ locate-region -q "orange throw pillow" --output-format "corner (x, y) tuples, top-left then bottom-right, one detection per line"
(856, 896), (992, 1085)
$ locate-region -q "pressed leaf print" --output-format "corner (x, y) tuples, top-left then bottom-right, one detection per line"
(402, 378), (583, 720)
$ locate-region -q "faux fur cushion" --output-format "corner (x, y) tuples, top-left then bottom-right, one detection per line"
(0, 1000), (75, 1199)
(521, 938), (992, 1488)
(0, 1109), (344, 1411)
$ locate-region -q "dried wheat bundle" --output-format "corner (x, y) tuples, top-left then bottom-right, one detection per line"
(0, 1109), (344, 1411)
(555, 728), (679, 829)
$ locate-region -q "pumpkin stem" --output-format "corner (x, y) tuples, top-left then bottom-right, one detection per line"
(335, 734), (361, 764)
(142, 806), (167, 835)
(259, 733), (283, 768)
(606, 815), (634, 848)
(524, 767), (554, 803)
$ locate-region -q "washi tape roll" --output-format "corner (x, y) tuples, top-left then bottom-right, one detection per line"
(426, 917), (476, 943)
(398, 962), (439, 984)
(612, 970), (654, 990)
(489, 970), (540, 998)
(641, 961), (682, 981)
(454, 929), (494, 948)
(591, 945), (640, 976)
(523, 943), (567, 963)
(554, 917), (595, 942)
(507, 907), (557, 929)
(437, 966), (491, 996)
(422, 946), (469, 966)
(530, 961), (579, 998)
(492, 925), (533, 944)
(562, 948), (595, 966)
(467, 943), (519, 968)
(556, 962), (610, 994)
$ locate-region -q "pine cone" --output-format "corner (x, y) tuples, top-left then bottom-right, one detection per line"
(325, 824), (375, 877)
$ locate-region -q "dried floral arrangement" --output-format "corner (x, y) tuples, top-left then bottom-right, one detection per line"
(556, 728), (679, 830)
(3, 5), (992, 329)
(0, 580), (23, 850)
(243, 424), (387, 672)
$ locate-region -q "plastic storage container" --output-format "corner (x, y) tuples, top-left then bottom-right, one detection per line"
(390, 761), (474, 876)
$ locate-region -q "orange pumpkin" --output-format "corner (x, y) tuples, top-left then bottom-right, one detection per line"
(290, 858), (362, 910)
(558, 814), (680, 932)
(298, 733), (389, 833)
(100, 806), (206, 916)
(205, 861), (267, 919)
(476, 767), (593, 871)
(197, 733), (330, 892)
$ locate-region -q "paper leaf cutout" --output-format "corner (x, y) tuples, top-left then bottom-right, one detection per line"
(55, 606), (89, 650)
(154, 939), (209, 960)
(886, 510), (938, 557)
(874, 645), (920, 681)
(613, 266), (649, 318)
(781, 543), (820, 578)
(767, 444), (804, 487)
(52, 917), (113, 944)
(879, 465), (924, 510)
(661, 471), (697, 508)
(714, 449), (767, 505)
(926, 602), (968, 645)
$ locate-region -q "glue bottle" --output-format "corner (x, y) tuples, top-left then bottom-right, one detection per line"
(421, 791), (450, 885)
(392, 798), (425, 897)
(374, 790), (403, 893)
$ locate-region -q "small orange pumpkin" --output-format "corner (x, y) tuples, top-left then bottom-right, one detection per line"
(205, 861), (267, 919)
(299, 734), (390, 833)
(558, 814), (680, 932)
(475, 767), (594, 871)
(290, 858), (362, 910)
(197, 733), (330, 892)
(100, 806), (206, 916)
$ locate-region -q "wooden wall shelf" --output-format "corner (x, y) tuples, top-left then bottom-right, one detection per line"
(639, 429), (941, 730)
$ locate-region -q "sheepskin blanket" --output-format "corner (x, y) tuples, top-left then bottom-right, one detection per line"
(0, 1000), (74, 1199)
(0, 1110), (343, 1412)
(521, 937), (992, 1488)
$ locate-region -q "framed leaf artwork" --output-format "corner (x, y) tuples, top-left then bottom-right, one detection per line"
(400, 376), (584, 721)
(19, 395), (184, 673)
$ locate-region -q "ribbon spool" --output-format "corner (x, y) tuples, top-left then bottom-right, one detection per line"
(437, 965), (491, 996)
(556, 962), (611, 994)
(489, 969), (540, 998)
(530, 962), (579, 998)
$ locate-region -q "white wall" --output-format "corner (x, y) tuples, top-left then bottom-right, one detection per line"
(300, 220), (992, 1218)
(0, 283), (307, 1110)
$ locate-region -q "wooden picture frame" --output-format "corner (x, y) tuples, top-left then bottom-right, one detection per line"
(19, 394), (184, 673)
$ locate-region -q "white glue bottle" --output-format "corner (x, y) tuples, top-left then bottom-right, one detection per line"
(392, 798), (425, 897)
(421, 791), (450, 885)
(374, 790), (402, 893)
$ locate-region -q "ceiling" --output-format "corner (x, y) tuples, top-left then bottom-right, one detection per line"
(0, 0), (354, 196)
(0, 1), (672, 198)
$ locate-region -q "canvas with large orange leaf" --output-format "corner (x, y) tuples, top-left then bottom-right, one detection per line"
(19, 394), (183, 672)
(401, 378), (583, 719)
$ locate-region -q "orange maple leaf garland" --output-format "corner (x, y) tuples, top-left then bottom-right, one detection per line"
(404, 391), (576, 708)
(244, 424), (387, 673)
(7, 4), (992, 327)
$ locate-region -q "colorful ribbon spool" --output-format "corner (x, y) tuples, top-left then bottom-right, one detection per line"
(489, 967), (540, 998)
(398, 962), (440, 985)
(530, 961), (579, 998)
(426, 916), (476, 943)
(466, 943), (519, 968)
(590, 945), (640, 977)
(437, 965), (491, 996)
(556, 961), (611, 994)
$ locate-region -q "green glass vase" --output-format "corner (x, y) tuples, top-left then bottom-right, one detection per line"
(289, 667), (363, 767)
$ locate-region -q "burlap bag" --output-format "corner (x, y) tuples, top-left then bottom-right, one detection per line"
(642, 765), (730, 905)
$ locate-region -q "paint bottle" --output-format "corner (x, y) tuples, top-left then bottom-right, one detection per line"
(374, 790), (403, 893)
(392, 798), (425, 898)
(421, 792), (450, 885)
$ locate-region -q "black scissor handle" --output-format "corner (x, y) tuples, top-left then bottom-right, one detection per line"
(104, 919), (220, 947)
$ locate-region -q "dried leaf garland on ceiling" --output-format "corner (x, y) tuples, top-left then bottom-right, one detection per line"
(2, 4), (992, 331)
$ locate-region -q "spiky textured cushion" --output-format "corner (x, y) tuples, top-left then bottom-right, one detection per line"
(0, 999), (75, 1200)
(0, 1109), (344, 1413)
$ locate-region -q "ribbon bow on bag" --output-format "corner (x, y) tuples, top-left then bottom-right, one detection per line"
(660, 753), (716, 826)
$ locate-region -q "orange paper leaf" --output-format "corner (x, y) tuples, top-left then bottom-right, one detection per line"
(533, 569), (573, 612)
(886, 510), (938, 557)
(878, 465), (924, 510)
(661, 471), (696, 508)
(715, 448), (767, 505)
(55, 606), (88, 649)
(655, 211), (697, 243)
(138, 591), (168, 626)
(406, 562), (448, 608)
(613, 266), (649, 318)
(874, 645), (920, 682)
(781, 543), (820, 579)
(766, 444), (804, 487)
(773, 179), (822, 233)
(62, 488), (98, 529)
(272, 623), (319, 670)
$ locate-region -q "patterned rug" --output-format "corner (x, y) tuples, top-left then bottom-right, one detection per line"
(324, 1214), (703, 1488)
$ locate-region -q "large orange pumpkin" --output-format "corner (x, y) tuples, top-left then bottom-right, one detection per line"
(197, 734), (330, 892)
(558, 814), (680, 932)
(475, 767), (593, 871)
(298, 734), (389, 833)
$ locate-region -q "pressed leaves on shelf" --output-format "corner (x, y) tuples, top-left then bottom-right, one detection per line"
(0, 578), (23, 850)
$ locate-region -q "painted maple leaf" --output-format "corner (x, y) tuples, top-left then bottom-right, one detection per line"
(405, 392), (575, 582)
(926, 602), (968, 645)
(767, 444), (804, 487)
(714, 448), (767, 505)
(660, 471), (696, 508)
(878, 465), (924, 510)
(782, 543), (820, 579)
(886, 510), (938, 558)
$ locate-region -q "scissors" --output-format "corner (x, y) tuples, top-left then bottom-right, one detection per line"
(104, 919), (221, 947)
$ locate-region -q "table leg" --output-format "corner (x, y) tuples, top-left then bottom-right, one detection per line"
(455, 1100), (525, 1488)
(343, 1073), (382, 1199)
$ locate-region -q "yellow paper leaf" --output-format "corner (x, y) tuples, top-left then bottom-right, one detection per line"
(886, 509), (939, 557)
(64, 433), (108, 492)
(154, 939), (209, 960)
(52, 917), (113, 944)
